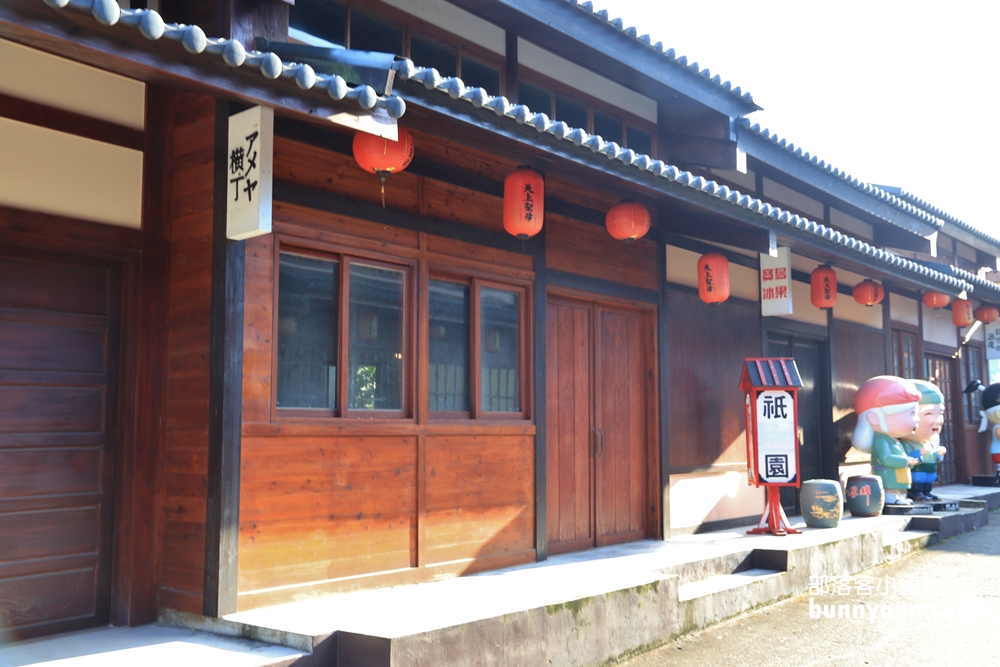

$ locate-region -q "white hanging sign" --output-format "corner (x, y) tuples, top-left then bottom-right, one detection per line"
(986, 319), (1000, 360)
(227, 105), (273, 240)
(759, 247), (793, 316)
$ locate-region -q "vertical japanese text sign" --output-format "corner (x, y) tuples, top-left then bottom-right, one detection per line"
(739, 358), (801, 487)
(759, 247), (793, 316)
(986, 319), (1000, 360)
(227, 105), (273, 240)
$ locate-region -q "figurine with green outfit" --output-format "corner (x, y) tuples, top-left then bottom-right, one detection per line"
(901, 380), (946, 502)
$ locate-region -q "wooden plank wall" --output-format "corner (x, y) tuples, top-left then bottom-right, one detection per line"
(831, 320), (887, 463)
(158, 92), (216, 614)
(237, 134), (539, 609)
(666, 289), (762, 468)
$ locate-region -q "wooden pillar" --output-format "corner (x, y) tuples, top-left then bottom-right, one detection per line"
(656, 231), (670, 538)
(533, 226), (547, 560)
(505, 31), (518, 103)
(204, 99), (245, 617)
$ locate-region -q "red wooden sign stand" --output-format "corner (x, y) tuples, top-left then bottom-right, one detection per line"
(740, 358), (803, 536)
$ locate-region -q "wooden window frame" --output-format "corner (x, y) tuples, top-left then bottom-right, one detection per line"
(889, 322), (922, 380)
(960, 340), (986, 425)
(271, 237), (416, 422)
(427, 265), (531, 422)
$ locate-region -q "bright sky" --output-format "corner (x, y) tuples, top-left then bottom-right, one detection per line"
(605, 0), (999, 237)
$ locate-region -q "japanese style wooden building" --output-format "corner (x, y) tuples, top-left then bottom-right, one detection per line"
(2, 0), (999, 643)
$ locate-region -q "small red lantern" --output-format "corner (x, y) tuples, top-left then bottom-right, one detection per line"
(353, 126), (414, 206)
(698, 252), (730, 304)
(923, 291), (950, 309)
(503, 167), (544, 240)
(952, 298), (975, 327)
(975, 305), (1000, 324)
(810, 265), (837, 310)
(852, 279), (884, 307)
(605, 201), (650, 243)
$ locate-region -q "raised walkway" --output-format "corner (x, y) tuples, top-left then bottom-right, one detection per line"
(2, 484), (997, 667)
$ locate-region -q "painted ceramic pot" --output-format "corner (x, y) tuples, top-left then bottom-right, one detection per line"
(800, 479), (844, 528)
(845, 475), (885, 517)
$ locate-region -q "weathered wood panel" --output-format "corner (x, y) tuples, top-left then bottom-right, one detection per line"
(831, 321), (887, 463)
(158, 92), (216, 612)
(667, 288), (761, 468)
(546, 213), (658, 290)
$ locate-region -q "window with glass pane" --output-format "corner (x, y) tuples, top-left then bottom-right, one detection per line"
(517, 81), (551, 115)
(411, 36), (457, 78)
(627, 125), (653, 156)
(460, 55), (501, 97)
(963, 346), (982, 422)
(480, 288), (519, 412)
(428, 280), (470, 411)
(276, 253), (339, 409)
(289, 0), (347, 46)
(350, 10), (402, 55)
(349, 264), (404, 411)
(555, 95), (588, 130)
(593, 110), (623, 145)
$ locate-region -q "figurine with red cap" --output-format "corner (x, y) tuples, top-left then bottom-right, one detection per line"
(851, 376), (922, 505)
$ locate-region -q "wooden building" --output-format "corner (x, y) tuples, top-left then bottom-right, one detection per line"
(2, 0), (999, 642)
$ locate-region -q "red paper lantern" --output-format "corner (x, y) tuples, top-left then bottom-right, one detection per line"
(975, 305), (1000, 324)
(852, 279), (884, 307)
(697, 252), (730, 304)
(923, 291), (950, 309)
(605, 201), (650, 243)
(810, 265), (837, 310)
(503, 167), (544, 240)
(952, 298), (975, 327)
(352, 127), (414, 206)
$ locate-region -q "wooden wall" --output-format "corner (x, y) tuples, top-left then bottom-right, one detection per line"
(831, 320), (887, 463)
(666, 289), (762, 468)
(237, 133), (539, 609)
(158, 93), (216, 614)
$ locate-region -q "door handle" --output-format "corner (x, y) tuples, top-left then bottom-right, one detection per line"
(596, 429), (604, 457)
(591, 427), (598, 457)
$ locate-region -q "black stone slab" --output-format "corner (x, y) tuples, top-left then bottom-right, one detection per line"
(971, 475), (1000, 487)
(882, 504), (933, 516)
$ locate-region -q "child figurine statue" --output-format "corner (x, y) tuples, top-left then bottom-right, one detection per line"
(965, 380), (1000, 477)
(901, 380), (946, 502)
(852, 376), (922, 505)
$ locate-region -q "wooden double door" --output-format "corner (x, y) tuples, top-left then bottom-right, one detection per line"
(545, 294), (654, 555)
(0, 249), (121, 640)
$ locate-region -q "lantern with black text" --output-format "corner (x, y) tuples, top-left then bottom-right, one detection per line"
(853, 279), (884, 307)
(352, 127), (414, 207)
(698, 252), (730, 304)
(952, 298), (975, 327)
(605, 201), (650, 243)
(923, 292), (950, 309)
(810, 265), (837, 309)
(503, 167), (544, 240)
(976, 305), (1000, 324)
(739, 358), (803, 536)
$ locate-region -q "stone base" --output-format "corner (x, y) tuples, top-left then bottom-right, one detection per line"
(882, 503), (934, 515)
(917, 500), (960, 512)
(971, 475), (1000, 487)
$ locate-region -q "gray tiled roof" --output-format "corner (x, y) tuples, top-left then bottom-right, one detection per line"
(565, 1), (757, 109)
(391, 59), (971, 296)
(951, 266), (1000, 300)
(737, 119), (944, 231)
(878, 187), (1000, 250)
(41, 0), (406, 118)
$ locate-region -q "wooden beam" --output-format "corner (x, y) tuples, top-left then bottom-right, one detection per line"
(0, 91), (143, 151)
(0, 205), (140, 257)
(505, 31), (518, 103)
(533, 225), (547, 561)
(660, 209), (771, 254)
(547, 269), (658, 304)
(662, 133), (737, 171)
(204, 100), (244, 617)
(656, 231), (670, 539)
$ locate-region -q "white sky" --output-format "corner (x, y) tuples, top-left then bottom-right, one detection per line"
(605, 0), (999, 237)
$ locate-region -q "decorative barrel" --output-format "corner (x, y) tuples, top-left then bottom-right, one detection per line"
(800, 480), (844, 528)
(845, 475), (884, 517)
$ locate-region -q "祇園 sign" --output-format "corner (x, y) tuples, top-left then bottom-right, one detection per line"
(759, 247), (793, 316)
(227, 105), (274, 241)
(739, 358), (803, 535)
(987, 319), (1000, 360)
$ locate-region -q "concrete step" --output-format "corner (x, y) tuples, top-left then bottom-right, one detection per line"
(677, 568), (787, 635)
(882, 529), (937, 560)
(906, 505), (989, 540)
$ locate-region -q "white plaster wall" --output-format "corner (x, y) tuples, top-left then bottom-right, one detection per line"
(833, 292), (883, 329)
(0, 117), (142, 228)
(382, 0), (506, 55)
(960, 318), (985, 343)
(922, 303), (958, 347)
(0, 38), (144, 130)
(665, 245), (758, 302)
(669, 471), (765, 530)
(762, 177), (824, 220)
(889, 293), (920, 326)
(773, 279), (828, 327)
(517, 39), (657, 123)
(829, 207), (874, 241)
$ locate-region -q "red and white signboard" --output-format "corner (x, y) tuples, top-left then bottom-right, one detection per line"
(759, 247), (793, 316)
